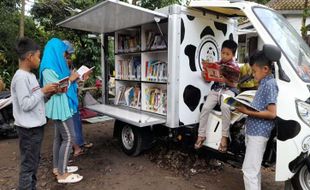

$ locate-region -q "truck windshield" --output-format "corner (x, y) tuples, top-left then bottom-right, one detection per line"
(253, 7), (310, 82)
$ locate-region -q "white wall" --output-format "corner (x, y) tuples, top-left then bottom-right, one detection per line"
(285, 15), (310, 35)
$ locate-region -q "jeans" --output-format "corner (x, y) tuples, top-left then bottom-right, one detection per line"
(17, 126), (44, 190)
(73, 111), (84, 146)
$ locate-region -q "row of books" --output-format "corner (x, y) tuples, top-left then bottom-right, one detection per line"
(145, 30), (167, 50)
(145, 60), (167, 82)
(116, 57), (141, 80)
(115, 85), (141, 109)
(144, 87), (167, 115)
(117, 32), (141, 53)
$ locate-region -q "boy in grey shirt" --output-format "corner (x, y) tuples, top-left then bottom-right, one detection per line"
(11, 37), (57, 190)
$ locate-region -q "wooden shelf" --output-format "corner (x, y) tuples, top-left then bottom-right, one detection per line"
(115, 79), (141, 82)
(141, 80), (167, 84)
(115, 48), (167, 56)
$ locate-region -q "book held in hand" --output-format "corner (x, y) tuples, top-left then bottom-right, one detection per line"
(223, 91), (258, 111)
(202, 59), (224, 83)
(77, 65), (95, 80)
(57, 76), (70, 93)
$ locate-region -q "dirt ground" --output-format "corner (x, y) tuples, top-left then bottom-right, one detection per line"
(0, 120), (284, 190)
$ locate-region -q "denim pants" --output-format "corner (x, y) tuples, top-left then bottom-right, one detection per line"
(17, 126), (44, 190)
(73, 111), (84, 146)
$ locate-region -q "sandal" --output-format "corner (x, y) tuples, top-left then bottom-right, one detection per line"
(194, 136), (206, 149)
(83, 142), (93, 148)
(53, 166), (79, 176)
(218, 136), (228, 153)
(73, 149), (85, 157)
(57, 173), (83, 184)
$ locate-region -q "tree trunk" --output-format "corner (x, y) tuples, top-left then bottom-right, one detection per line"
(19, 0), (25, 37)
(132, 0), (138, 5)
(301, 0), (309, 40)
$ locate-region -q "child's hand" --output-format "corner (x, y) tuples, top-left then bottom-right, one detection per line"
(41, 83), (58, 94)
(236, 105), (249, 115)
(69, 70), (80, 82)
(82, 70), (92, 81)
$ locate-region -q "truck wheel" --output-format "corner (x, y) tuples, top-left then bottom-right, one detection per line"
(292, 165), (310, 190)
(119, 124), (143, 156)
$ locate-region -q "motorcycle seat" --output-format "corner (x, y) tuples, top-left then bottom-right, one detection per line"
(0, 91), (10, 99)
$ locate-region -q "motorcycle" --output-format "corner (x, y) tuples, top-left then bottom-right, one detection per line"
(0, 91), (17, 138)
(200, 45), (300, 189)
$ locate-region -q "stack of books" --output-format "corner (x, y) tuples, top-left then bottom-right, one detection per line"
(116, 57), (141, 80)
(145, 30), (167, 50)
(115, 85), (141, 109)
(117, 32), (141, 53)
(144, 87), (167, 114)
(145, 60), (167, 82)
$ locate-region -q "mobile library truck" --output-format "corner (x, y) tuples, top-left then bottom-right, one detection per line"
(58, 0), (310, 188)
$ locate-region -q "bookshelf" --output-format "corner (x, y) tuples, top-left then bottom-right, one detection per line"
(114, 22), (168, 115)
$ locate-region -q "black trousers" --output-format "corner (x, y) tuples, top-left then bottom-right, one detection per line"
(17, 126), (44, 190)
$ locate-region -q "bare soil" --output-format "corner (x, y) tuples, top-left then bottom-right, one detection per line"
(0, 120), (284, 190)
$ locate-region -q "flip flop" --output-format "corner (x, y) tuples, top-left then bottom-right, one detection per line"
(57, 173), (83, 184)
(194, 137), (206, 149)
(218, 137), (228, 153)
(218, 143), (228, 153)
(73, 149), (85, 157)
(83, 142), (93, 148)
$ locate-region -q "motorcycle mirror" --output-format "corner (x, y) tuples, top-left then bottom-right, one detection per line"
(263, 44), (282, 62)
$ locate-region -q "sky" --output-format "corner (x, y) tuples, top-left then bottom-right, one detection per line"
(25, 0), (34, 16)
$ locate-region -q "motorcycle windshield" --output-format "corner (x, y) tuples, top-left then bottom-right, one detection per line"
(253, 7), (310, 82)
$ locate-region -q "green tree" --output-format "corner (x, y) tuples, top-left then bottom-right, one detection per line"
(31, 0), (103, 83)
(301, 0), (309, 40)
(0, 0), (44, 87)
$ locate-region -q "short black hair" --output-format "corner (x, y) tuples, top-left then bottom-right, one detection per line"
(222, 40), (238, 55)
(15, 37), (40, 60)
(250, 50), (273, 69)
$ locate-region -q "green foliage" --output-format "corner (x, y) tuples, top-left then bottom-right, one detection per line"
(140, 0), (181, 10)
(0, 1), (44, 88)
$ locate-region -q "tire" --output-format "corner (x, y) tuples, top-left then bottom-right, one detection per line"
(119, 124), (143, 156)
(292, 165), (310, 190)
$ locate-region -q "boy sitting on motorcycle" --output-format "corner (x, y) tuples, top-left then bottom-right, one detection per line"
(237, 49), (278, 190)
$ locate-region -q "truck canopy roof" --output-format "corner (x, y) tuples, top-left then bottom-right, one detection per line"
(57, 0), (167, 33)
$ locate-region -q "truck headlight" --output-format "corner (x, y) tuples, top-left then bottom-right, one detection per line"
(296, 99), (310, 126)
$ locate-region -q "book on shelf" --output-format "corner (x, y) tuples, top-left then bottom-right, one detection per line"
(116, 57), (141, 80)
(117, 31), (141, 53)
(115, 85), (141, 109)
(145, 60), (167, 82)
(145, 30), (167, 51)
(144, 86), (167, 114)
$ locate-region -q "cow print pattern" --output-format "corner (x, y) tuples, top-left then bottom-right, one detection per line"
(181, 18), (185, 44)
(182, 20), (230, 113)
(184, 45), (197, 72)
(183, 85), (201, 112)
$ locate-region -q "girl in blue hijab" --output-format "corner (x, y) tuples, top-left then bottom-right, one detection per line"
(40, 38), (83, 183)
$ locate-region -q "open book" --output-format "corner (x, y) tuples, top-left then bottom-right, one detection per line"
(57, 76), (69, 93)
(223, 90), (258, 111)
(202, 60), (224, 83)
(77, 65), (95, 80)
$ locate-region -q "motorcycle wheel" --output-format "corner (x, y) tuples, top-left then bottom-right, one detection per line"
(292, 165), (310, 190)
